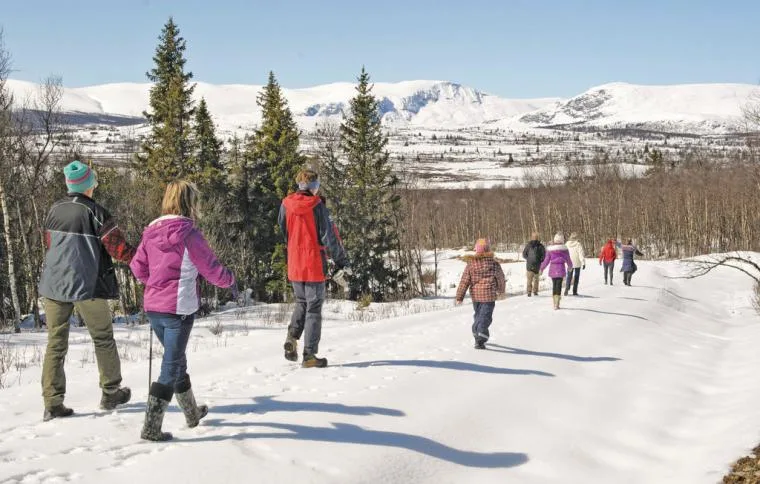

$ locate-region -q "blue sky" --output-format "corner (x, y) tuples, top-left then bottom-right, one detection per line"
(1, 0), (758, 98)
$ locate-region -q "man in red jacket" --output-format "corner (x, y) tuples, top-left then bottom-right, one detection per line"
(598, 239), (617, 285)
(278, 169), (349, 368)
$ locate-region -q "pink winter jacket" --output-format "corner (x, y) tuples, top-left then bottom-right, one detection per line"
(539, 244), (574, 279)
(130, 216), (235, 315)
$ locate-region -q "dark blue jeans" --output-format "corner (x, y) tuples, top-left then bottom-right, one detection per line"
(472, 302), (495, 344)
(565, 268), (581, 295)
(147, 312), (195, 389)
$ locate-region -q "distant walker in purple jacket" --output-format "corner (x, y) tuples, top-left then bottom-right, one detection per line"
(130, 181), (236, 442)
(539, 233), (574, 310)
(616, 238), (644, 286)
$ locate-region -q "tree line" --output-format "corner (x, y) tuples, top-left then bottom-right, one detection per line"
(401, 161), (760, 260)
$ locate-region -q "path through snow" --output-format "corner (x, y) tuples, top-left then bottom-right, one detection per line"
(0, 258), (759, 483)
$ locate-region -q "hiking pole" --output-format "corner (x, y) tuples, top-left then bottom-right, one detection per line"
(144, 308), (152, 390)
(148, 326), (153, 389)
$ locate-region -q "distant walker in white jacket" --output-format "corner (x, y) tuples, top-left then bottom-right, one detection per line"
(565, 232), (585, 296)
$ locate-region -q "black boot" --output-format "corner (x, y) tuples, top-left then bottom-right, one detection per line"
(141, 382), (173, 442)
(175, 376), (208, 429)
(43, 403), (74, 422)
(302, 354), (328, 368)
(100, 387), (131, 410)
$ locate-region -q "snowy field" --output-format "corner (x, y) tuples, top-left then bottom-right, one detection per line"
(1, 254), (759, 483)
(7, 77), (753, 189)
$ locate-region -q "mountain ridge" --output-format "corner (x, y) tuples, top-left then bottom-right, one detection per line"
(6, 78), (757, 134)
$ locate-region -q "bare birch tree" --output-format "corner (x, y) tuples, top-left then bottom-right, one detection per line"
(0, 29), (22, 332)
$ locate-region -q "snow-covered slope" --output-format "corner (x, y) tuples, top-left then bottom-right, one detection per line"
(1, 254), (759, 483)
(8, 78), (757, 134)
(511, 82), (756, 133)
(6, 79), (558, 130)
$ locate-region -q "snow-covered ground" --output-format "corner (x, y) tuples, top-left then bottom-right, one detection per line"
(1, 254), (759, 483)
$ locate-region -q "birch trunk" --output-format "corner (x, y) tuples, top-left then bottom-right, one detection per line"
(0, 179), (21, 332)
(16, 200), (40, 328)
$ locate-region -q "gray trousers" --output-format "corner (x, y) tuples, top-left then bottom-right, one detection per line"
(288, 282), (326, 356)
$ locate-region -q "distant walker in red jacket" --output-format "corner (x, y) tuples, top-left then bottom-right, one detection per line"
(455, 239), (506, 349)
(279, 169), (350, 368)
(598, 239), (617, 285)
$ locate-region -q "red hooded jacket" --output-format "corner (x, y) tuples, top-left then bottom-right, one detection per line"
(599, 240), (617, 264)
(279, 192), (348, 283)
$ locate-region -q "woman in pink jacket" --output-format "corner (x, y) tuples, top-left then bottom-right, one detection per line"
(130, 181), (236, 442)
(540, 233), (574, 310)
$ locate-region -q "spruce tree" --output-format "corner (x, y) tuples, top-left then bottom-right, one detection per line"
(243, 71), (305, 299)
(192, 97), (223, 188)
(139, 17), (196, 183)
(338, 67), (404, 300)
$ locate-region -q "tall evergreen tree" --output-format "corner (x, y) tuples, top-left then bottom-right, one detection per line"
(338, 67), (404, 300)
(192, 97), (223, 188)
(139, 17), (196, 183)
(251, 72), (303, 199)
(243, 71), (305, 299)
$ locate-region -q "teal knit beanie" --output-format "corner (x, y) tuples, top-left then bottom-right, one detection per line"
(64, 160), (97, 194)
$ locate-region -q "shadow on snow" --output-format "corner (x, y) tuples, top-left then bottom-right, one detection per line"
(487, 344), (621, 363)
(187, 421), (529, 469)
(338, 360), (554, 377)
(563, 307), (651, 322)
(211, 395), (405, 417)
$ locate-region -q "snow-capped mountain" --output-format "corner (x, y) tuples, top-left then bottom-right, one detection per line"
(5, 79), (558, 131)
(6, 79), (758, 134)
(510, 82), (757, 134)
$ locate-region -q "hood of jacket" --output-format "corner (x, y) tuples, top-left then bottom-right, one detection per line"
(566, 239), (582, 250)
(142, 215), (195, 251)
(283, 192), (321, 215)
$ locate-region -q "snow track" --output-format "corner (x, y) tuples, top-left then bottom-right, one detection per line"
(0, 258), (758, 483)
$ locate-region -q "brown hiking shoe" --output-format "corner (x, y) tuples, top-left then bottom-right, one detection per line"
(302, 355), (328, 368)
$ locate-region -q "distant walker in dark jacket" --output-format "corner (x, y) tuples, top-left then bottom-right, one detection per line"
(617, 239), (644, 286)
(522, 232), (545, 297)
(455, 239), (506, 349)
(279, 169), (349, 369)
(39, 161), (135, 422)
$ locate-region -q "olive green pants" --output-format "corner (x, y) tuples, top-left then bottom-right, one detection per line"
(41, 298), (122, 408)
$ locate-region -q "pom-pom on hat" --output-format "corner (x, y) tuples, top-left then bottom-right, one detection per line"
(474, 238), (491, 254)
